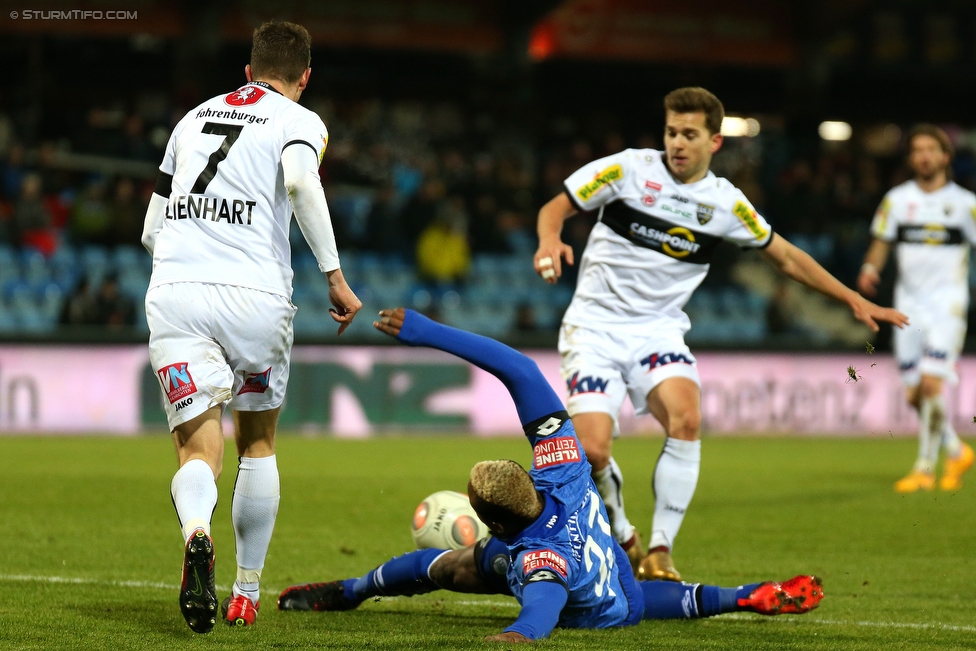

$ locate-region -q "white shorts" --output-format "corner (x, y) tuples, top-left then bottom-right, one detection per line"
(146, 282), (297, 430)
(893, 312), (966, 387)
(558, 323), (700, 432)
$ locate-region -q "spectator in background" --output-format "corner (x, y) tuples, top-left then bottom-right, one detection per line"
(37, 142), (72, 197)
(401, 177), (445, 243)
(93, 273), (135, 327)
(70, 178), (112, 245)
(416, 197), (470, 284)
(13, 173), (57, 255)
(60, 276), (98, 325)
(109, 177), (144, 246)
(2, 143), (26, 201)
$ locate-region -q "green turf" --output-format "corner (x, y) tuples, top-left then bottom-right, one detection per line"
(1, 434), (973, 650)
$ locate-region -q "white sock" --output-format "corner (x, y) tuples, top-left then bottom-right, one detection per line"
(931, 395), (962, 457)
(649, 438), (700, 551)
(231, 455), (280, 603)
(170, 459), (218, 542)
(591, 457), (635, 545)
(914, 398), (935, 473)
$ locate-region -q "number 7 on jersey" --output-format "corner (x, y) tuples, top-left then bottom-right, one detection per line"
(191, 122), (244, 194)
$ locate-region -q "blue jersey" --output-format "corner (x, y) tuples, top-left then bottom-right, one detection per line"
(504, 411), (643, 630)
(396, 309), (643, 636)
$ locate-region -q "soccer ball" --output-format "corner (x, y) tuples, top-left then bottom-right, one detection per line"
(411, 490), (488, 550)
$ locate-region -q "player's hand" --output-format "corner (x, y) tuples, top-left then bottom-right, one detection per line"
(484, 631), (532, 644)
(534, 237), (574, 284)
(848, 293), (908, 332)
(326, 268), (362, 336)
(373, 307), (405, 337)
(856, 264), (881, 297)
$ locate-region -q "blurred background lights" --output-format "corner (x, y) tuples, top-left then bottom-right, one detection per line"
(819, 121), (853, 141)
(721, 116), (761, 137)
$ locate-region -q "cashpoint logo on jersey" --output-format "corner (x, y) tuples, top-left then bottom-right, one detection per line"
(225, 85), (267, 107)
(157, 362), (197, 404)
(238, 367), (272, 395)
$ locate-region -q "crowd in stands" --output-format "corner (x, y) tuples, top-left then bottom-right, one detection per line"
(1, 93), (974, 342)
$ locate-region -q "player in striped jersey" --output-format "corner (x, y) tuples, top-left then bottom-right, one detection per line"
(858, 124), (976, 493)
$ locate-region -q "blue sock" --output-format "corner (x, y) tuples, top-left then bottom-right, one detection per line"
(347, 549), (446, 602)
(641, 581), (765, 619)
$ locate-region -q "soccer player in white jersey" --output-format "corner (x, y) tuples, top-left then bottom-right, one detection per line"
(533, 87), (907, 582)
(140, 22), (362, 633)
(858, 125), (976, 493)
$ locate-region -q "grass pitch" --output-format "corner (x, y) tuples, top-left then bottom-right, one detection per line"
(1, 434), (973, 650)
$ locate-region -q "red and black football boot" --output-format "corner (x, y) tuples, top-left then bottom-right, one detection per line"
(222, 594), (260, 626)
(738, 575), (824, 615)
(277, 581), (360, 612)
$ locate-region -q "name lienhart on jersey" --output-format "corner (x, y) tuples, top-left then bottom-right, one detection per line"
(166, 195), (257, 225)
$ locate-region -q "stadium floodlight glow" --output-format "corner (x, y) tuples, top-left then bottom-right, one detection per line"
(818, 121), (852, 141)
(721, 117), (748, 137)
(721, 116), (761, 138)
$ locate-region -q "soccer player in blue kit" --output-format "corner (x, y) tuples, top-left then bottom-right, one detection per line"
(278, 308), (823, 642)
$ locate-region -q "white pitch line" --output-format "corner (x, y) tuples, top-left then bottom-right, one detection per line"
(2, 574), (973, 633)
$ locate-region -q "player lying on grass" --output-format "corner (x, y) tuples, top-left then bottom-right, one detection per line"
(277, 308), (824, 642)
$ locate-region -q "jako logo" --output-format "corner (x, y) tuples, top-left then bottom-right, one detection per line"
(175, 397), (193, 411)
(157, 362), (197, 404)
(238, 367), (272, 395)
(640, 352), (694, 371)
(567, 371), (610, 396)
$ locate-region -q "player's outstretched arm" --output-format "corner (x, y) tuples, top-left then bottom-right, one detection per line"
(534, 193), (578, 284)
(486, 579), (568, 642)
(760, 233), (908, 332)
(374, 308), (564, 426)
(856, 239), (891, 297)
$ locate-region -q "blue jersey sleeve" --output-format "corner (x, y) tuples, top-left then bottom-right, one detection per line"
(504, 579), (569, 640)
(397, 310), (565, 427)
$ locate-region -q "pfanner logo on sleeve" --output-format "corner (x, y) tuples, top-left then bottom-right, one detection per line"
(522, 549), (568, 578)
(157, 363), (197, 404)
(533, 436), (581, 470)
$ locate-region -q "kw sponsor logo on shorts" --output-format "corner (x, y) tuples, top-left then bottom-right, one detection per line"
(567, 371), (609, 396)
(629, 223), (700, 258)
(733, 200), (768, 240)
(640, 352), (695, 371)
(157, 362), (197, 404)
(238, 367), (272, 395)
(576, 164), (623, 202)
(522, 549), (568, 577)
(533, 436), (581, 470)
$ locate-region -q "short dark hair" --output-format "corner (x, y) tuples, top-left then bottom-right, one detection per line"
(250, 21), (311, 84)
(664, 87), (725, 135)
(907, 123), (953, 159)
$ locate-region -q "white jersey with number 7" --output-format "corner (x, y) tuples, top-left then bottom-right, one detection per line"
(149, 81), (329, 299)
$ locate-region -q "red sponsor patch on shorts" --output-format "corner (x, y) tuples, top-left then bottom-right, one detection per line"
(522, 549), (568, 578)
(533, 436), (581, 470)
(157, 362), (197, 404)
(237, 367), (272, 395)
